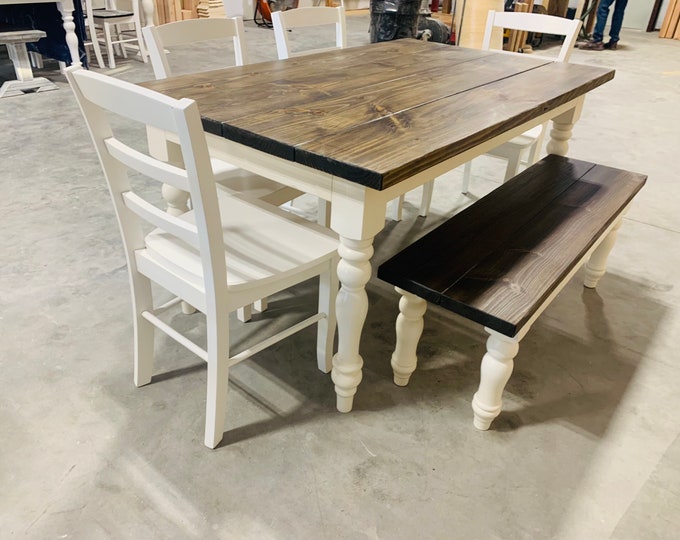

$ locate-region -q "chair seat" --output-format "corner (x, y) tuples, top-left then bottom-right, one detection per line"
(92, 9), (134, 19)
(487, 124), (543, 154)
(142, 192), (338, 293)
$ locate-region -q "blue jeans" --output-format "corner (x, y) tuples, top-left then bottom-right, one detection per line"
(593, 0), (629, 43)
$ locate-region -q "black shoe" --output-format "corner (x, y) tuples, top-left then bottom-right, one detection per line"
(604, 41), (618, 50)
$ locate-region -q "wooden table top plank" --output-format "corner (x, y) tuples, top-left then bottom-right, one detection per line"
(143, 43), (494, 151)
(142, 40), (615, 190)
(143, 45), (523, 148)
(142, 42), (493, 108)
(215, 54), (552, 154)
(295, 61), (615, 189)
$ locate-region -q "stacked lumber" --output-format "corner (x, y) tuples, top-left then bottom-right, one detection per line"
(659, 0), (680, 39)
(154, 0), (203, 23)
(197, 0), (226, 18)
(506, 1), (534, 53)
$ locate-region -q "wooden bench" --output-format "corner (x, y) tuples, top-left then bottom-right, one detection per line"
(0, 23), (58, 98)
(377, 154), (646, 430)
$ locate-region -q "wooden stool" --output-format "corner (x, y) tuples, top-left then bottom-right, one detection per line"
(0, 24), (58, 98)
(378, 155), (646, 430)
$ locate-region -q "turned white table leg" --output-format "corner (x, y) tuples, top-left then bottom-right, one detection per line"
(546, 100), (583, 157)
(161, 183), (190, 217)
(147, 127), (195, 314)
(57, 0), (82, 67)
(391, 288), (427, 386)
(584, 217), (623, 288)
(331, 237), (374, 412)
(141, 0), (156, 25)
(472, 329), (519, 430)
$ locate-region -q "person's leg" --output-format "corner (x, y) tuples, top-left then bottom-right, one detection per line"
(608, 0), (629, 43)
(593, 0), (616, 42)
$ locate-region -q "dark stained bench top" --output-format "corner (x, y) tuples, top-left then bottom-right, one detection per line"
(377, 155), (647, 337)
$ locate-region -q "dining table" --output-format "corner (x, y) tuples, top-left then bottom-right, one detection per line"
(141, 39), (615, 414)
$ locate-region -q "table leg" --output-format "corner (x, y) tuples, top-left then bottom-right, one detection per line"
(57, 0), (81, 67)
(329, 185), (387, 412)
(141, 0), (156, 26)
(331, 236), (373, 412)
(147, 127), (194, 314)
(147, 126), (190, 214)
(546, 99), (584, 156)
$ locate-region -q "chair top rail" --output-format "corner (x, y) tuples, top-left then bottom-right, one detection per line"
(482, 11), (582, 62)
(272, 6), (346, 60)
(143, 17), (248, 79)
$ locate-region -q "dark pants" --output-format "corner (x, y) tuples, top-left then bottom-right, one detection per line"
(593, 0), (629, 43)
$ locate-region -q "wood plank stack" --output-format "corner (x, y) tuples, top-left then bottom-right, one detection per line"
(197, 0), (226, 18)
(154, 0), (203, 23)
(506, 1), (534, 53)
(659, 0), (680, 39)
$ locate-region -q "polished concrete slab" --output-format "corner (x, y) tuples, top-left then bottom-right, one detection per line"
(1, 13), (680, 539)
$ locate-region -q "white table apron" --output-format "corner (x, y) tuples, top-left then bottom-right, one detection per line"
(148, 94), (585, 413)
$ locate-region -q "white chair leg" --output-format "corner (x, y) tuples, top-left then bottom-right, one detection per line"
(134, 19), (148, 62)
(471, 329), (519, 430)
(461, 161), (472, 194)
(503, 149), (522, 182)
(584, 217), (623, 288)
(527, 123), (547, 166)
(419, 180), (434, 217)
(317, 197), (331, 227)
(133, 279), (155, 387)
(104, 23), (116, 68)
(204, 319), (230, 449)
(90, 31), (106, 68)
(391, 288), (427, 386)
(316, 260), (339, 373)
(388, 195), (404, 222)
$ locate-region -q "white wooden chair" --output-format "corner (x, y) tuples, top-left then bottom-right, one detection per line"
(143, 17), (248, 79)
(271, 6), (346, 224)
(80, 0), (105, 68)
(142, 17), (303, 213)
(389, 10), (582, 221)
(84, 0), (148, 69)
(65, 66), (339, 449)
(143, 17), (308, 321)
(271, 6), (347, 59)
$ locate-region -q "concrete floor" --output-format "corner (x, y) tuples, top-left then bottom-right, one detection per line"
(1, 12), (680, 539)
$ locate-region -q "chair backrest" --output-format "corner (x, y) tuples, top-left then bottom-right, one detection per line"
(271, 6), (346, 60)
(65, 66), (227, 306)
(142, 17), (248, 79)
(482, 10), (582, 62)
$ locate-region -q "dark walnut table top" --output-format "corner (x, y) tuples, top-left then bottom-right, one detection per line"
(141, 40), (614, 190)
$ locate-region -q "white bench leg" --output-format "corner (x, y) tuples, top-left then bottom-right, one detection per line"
(472, 329), (519, 430)
(391, 288), (427, 386)
(584, 216), (623, 288)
